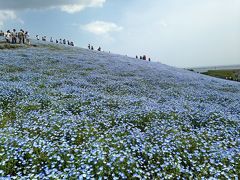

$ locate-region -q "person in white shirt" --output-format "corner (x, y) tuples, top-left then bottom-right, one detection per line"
(25, 31), (30, 45)
(11, 29), (17, 44)
(5, 30), (12, 43)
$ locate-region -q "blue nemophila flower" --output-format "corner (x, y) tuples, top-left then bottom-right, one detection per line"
(0, 41), (239, 179)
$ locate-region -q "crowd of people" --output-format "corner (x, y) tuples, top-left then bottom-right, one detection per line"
(87, 44), (152, 62)
(1, 29), (152, 62)
(36, 35), (75, 46)
(136, 55), (151, 61)
(0, 29), (74, 48)
(0, 29), (30, 45)
(88, 44), (102, 52)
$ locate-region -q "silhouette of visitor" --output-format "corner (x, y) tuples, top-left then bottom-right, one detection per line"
(143, 55), (147, 60)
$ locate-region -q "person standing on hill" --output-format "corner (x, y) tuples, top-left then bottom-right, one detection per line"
(42, 36), (47, 41)
(36, 35), (40, 40)
(11, 29), (17, 44)
(0, 30), (4, 36)
(91, 46), (94, 50)
(18, 30), (23, 44)
(143, 55), (146, 60)
(97, 47), (101, 51)
(25, 31), (30, 45)
(6, 30), (12, 43)
(88, 44), (91, 49)
(148, 58), (151, 62)
(22, 29), (25, 44)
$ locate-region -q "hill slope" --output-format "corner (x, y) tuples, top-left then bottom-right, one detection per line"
(0, 42), (239, 179)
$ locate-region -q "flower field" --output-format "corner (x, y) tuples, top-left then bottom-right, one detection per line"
(0, 41), (239, 179)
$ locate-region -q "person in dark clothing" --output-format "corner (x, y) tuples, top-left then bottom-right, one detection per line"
(91, 46), (94, 50)
(136, 55), (138, 59)
(23, 33), (25, 44)
(0, 30), (4, 36)
(148, 58), (151, 62)
(143, 55), (146, 60)
(42, 36), (46, 42)
(97, 47), (101, 51)
(88, 44), (91, 49)
(63, 39), (66, 44)
(56, 40), (58, 43)
(140, 56), (142, 60)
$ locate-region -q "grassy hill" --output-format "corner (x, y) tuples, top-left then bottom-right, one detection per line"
(0, 41), (239, 179)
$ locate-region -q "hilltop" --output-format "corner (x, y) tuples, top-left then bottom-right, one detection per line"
(0, 41), (239, 179)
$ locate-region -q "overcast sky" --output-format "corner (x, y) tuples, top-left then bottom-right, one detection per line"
(0, 0), (239, 68)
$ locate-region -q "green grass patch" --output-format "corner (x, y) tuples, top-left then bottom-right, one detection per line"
(202, 69), (240, 81)
(0, 43), (23, 49)
(4, 65), (25, 73)
(0, 110), (16, 128)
